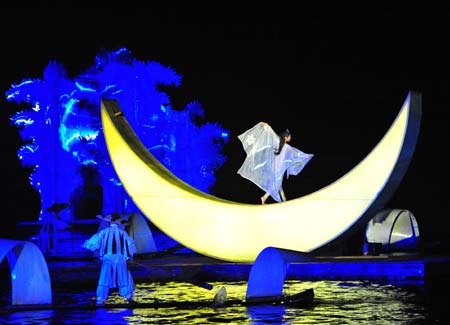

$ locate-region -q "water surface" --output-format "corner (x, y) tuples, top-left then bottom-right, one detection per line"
(1, 279), (448, 324)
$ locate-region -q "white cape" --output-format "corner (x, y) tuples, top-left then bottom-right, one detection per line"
(237, 122), (314, 202)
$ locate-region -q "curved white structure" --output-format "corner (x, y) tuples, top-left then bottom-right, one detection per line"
(101, 92), (421, 262)
(365, 208), (420, 252)
(0, 239), (52, 305)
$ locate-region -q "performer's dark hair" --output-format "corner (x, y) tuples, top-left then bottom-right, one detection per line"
(275, 129), (290, 155)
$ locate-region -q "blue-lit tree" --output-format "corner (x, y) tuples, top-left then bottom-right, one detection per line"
(5, 47), (229, 224)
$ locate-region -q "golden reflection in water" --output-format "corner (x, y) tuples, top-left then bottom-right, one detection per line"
(110, 280), (428, 325)
(1, 279), (434, 324)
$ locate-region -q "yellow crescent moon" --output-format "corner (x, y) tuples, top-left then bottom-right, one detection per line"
(101, 91), (421, 263)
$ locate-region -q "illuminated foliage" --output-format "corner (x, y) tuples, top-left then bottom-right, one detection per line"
(5, 48), (229, 218)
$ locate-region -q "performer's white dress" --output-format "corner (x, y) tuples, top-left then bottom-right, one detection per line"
(83, 223), (137, 303)
(237, 122), (314, 202)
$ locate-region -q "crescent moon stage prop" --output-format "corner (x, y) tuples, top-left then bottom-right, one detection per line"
(101, 91), (421, 263)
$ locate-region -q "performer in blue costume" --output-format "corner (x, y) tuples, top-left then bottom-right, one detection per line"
(238, 122), (314, 204)
(83, 213), (137, 305)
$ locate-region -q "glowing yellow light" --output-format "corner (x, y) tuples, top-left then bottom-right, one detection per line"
(101, 92), (419, 263)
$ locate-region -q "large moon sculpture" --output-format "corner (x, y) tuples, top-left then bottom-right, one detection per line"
(101, 91), (421, 262)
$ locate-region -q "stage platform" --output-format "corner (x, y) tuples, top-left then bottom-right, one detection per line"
(46, 251), (450, 287)
(12, 220), (450, 287)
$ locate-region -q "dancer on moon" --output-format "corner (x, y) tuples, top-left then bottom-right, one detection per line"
(237, 122), (314, 204)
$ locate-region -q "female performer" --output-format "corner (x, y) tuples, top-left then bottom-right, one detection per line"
(237, 122), (314, 204)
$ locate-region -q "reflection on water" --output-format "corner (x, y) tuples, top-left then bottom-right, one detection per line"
(1, 279), (448, 324)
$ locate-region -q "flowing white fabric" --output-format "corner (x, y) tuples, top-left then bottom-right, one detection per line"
(237, 122), (314, 202)
(83, 223), (137, 303)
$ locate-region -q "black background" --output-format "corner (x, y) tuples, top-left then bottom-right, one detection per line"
(1, 5), (448, 252)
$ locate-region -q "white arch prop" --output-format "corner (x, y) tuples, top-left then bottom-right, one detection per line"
(0, 239), (52, 305)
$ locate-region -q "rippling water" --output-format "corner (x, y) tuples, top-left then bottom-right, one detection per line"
(1, 279), (448, 324)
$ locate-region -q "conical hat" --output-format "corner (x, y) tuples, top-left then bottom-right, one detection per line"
(96, 212), (129, 225)
(45, 202), (69, 213)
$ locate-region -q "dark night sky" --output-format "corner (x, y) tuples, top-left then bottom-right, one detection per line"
(1, 5), (449, 250)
